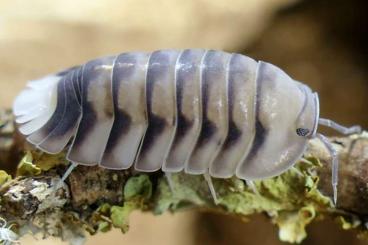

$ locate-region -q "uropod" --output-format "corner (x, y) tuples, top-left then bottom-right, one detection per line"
(13, 49), (362, 205)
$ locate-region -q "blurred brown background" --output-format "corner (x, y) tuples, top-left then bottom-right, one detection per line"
(0, 0), (367, 244)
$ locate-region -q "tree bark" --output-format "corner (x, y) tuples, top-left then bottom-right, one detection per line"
(0, 109), (367, 244)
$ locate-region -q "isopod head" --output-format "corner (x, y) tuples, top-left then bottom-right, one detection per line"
(235, 62), (319, 180)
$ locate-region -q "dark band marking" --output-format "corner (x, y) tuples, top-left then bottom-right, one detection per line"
(221, 55), (242, 150)
(71, 63), (97, 147)
(193, 51), (218, 149)
(77, 65), (83, 96)
(168, 50), (195, 150)
(244, 119), (267, 161)
(195, 118), (216, 147)
(222, 120), (242, 150)
(137, 51), (171, 157)
(103, 54), (139, 153)
(55, 66), (79, 77)
(71, 101), (97, 147)
(71, 67), (82, 105)
(173, 113), (193, 142)
(138, 114), (166, 155)
(27, 76), (67, 143)
(45, 72), (81, 137)
(37, 72), (82, 153)
(242, 62), (268, 162)
(103, 110), (132, 153)
(70, 57), (115, 149)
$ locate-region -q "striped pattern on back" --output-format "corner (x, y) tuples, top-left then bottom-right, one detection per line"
(20, 49), (312, 180)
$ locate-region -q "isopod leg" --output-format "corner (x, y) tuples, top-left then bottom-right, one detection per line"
(318, 118), (362, 135)
(291, 166), (303, 177)
(56, 162), (78, 188)
(165, 172), (175, 193)
(316, 133), (338, 205)
(204, 173), (219, 204)
(245, 180), (260, 196)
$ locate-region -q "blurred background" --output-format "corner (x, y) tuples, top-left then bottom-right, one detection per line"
(0, 0), (367, 244)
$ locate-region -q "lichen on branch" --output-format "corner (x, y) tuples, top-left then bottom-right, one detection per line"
(0, 109), (367, 245)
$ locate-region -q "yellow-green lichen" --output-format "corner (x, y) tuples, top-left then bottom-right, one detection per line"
(90, 203), (113, 233)
(16, 151), (41, 176)
(31, 151), (67, 171)
(16, 151), (67, 177)
(110, 203), (136, 233)
(0, 170), (11, 186)
(110, 175), (153, 232)
(154, 157), (332, 243)
(154, 174), (209, 214)
(91, 175), (153, 234)
(275, 206), (316, 243)
(124, 174), (152, 201)
(337, 215), (361, 230)
(97, 221), (111, 233)
(5, 150), (341, 244)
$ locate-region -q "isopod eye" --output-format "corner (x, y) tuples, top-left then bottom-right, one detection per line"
(296, 128), (310, 137)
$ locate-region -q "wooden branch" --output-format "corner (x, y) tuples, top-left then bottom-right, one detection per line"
(0, 109), (367, 244)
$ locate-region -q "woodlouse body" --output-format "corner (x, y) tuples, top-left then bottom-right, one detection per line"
(15, 49), (363, 204)
(13, 49), (320, 181)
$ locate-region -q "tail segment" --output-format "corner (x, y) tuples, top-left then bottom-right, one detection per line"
(13, 75), (60, 135)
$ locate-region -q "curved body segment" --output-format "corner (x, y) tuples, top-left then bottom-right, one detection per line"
(162, 49), (206, 172)
(184, 50), (231, 174)
(236, 62), (311, 179)
(209, 54), (257, 178)
(67, 56), (116, 165)
(134, 50), (181, 172)
(100, 52), (150, 169)
(13, 49), (319, 181)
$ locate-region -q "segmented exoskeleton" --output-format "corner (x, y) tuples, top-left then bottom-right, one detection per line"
(13, 49), (362, 204)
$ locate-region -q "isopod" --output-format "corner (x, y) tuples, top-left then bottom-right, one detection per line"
(13, 49), (362, 204)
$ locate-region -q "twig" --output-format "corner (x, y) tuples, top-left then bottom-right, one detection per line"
(0, 109), (367, 244)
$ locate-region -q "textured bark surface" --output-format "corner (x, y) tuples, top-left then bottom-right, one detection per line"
(0, 109), (367, 245)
